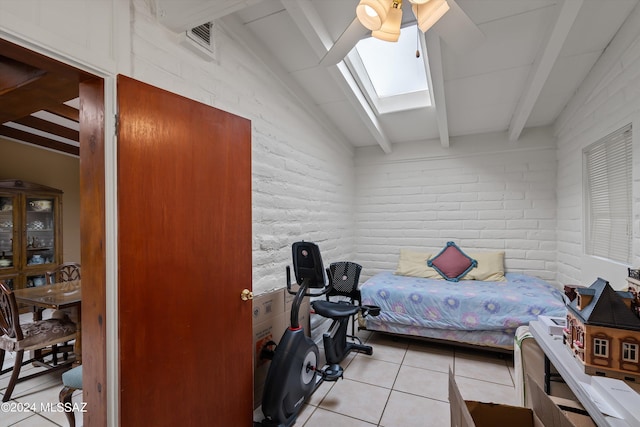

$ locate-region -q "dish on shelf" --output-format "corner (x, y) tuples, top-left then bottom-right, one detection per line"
(29, 254), (44, 265)
(28, 220), (45, 230)
(0, 259), (11, 267)
(29, 200), (52, 212)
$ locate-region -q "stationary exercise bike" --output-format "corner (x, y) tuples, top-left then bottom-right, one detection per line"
(257, 241), (379, 427)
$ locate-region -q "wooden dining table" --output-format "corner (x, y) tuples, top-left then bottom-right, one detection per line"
(13, 279), (82, 362)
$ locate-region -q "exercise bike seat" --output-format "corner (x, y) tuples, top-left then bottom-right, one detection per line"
(311, 300), (359, 319)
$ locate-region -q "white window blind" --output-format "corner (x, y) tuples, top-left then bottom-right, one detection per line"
(584, 124), (632, 264)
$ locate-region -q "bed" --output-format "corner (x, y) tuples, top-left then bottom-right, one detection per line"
(359, 246), (566, 350)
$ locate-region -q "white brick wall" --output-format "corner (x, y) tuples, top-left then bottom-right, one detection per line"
(354, 128), (558, 282)
(554, 7), (640, 289)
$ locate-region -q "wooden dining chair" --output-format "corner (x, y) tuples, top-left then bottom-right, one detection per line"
(59, 365), (83, 427)
(45, 262), (81, 285)
(0, 280), (77, 402)
(42, 262), (81, 362)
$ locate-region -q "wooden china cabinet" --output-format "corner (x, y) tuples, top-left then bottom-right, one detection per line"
(0, 180), (63, 294)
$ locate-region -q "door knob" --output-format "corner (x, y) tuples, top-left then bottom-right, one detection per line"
(241, 289), (253, 301)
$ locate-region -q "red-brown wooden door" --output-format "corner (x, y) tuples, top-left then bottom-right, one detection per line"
(117, 75), (252, 426)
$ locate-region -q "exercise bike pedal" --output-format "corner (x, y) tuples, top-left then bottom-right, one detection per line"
(321, 364), (344, 382)
(259, 340), (277, 361)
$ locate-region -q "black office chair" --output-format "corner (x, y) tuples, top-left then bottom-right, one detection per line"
(326, 261), (363, 341)
(311, 262), (380, 370)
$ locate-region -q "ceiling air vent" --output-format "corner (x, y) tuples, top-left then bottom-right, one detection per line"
(180, 21), (217, 61)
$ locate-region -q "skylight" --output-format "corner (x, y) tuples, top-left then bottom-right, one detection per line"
(350, 25), (431, 114)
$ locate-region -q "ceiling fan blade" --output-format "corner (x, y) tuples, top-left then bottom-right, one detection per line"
(432, 0), (485, 53)
(320, 18), (369, 66)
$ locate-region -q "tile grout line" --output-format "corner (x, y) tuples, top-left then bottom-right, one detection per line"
(375, 347), (407, 426)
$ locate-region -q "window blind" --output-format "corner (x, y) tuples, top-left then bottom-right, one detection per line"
(584, 124), (632, 264)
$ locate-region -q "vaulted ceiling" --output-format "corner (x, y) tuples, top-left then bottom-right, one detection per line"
(157, 0), (639, 153)
(2, 0), (638, 157)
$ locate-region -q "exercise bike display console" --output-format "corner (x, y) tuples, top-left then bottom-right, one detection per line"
(257, 241), (380, 427)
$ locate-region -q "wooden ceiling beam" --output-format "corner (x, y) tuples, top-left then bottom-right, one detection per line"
(0, 38), (82, 156)
(0, 73), (79, 123)
(0, 125), (79, 156)
(12, 115), (79, 142)
(44, 104), (80, 122)
(0, 56), (47, 96)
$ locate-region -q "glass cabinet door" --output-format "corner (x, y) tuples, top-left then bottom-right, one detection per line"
(25, 197), (56, 268)
(0, 196), (15, 271)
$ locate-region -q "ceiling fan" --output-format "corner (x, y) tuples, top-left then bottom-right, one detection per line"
(320, 0), (485, 66)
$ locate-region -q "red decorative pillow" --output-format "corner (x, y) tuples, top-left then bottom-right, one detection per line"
(427, 242), (477, 282)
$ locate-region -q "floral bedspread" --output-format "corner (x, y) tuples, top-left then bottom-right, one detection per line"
(360, 272), (566, 334)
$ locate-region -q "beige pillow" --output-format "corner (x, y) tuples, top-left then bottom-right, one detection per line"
(462, 251), (506, 281)
(395, 249), (442, 279)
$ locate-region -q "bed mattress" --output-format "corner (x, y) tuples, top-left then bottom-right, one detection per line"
(360, 272), (566, 349)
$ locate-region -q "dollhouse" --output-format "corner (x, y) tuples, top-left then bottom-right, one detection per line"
(564, 277), (640, 382)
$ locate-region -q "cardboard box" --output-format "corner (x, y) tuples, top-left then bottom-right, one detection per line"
(252, 288), (285, 325)
(548, 396), (596, 427)
(449, 370), (595, 427)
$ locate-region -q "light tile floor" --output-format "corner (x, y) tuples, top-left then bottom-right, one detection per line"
(257, 329), (518, 427)
(1, 329), (516, 427)
(0, 354), (79, 427)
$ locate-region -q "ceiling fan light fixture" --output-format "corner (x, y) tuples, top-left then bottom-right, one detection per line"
(371, 1), (403, 42)
(356, 0), (391, 31)
(413, 0), (449, 33)
(408, 0), (431, 4)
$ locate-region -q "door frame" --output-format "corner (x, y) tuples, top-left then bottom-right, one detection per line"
(0, 32), (115, 425)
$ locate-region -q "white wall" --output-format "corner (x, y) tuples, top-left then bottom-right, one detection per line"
(554, 6), (640, 290)
(354, 127), (558, 282)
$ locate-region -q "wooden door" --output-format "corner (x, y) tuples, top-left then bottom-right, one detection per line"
(117, 75), (252, 426)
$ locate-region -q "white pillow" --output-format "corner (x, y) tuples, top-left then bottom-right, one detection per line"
(395, 249), (441, 279)
(462, 251), (506, 281)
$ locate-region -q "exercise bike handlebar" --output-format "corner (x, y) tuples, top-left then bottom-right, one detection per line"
(285, 265), (332, 297)
(286, 265), (332, 329)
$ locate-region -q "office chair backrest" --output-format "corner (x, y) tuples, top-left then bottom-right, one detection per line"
(327, 262), (362, 303)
